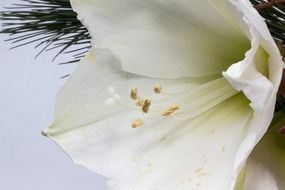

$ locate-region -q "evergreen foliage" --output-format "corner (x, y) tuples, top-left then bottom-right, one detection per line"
(0, 0), (91, 64)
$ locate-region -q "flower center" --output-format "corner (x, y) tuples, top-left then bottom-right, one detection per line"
(105, 78), (239, 129)
(105, 84), (181, 128)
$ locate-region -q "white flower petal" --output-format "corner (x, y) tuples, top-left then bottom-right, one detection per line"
(53, 94), (253, 190)
(244, 113), (285, 190)
(223, 0), (282, 113)
(44, 50), (254, 189)
(71, 0), (250, 78)
(43, 48), (277, 190)
(221, 2), (283, 186)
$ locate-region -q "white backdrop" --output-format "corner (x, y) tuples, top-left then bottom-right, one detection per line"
(0, 1), (107, 190)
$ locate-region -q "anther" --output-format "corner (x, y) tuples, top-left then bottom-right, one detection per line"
(154, 84), (162, 94)
(132, 118), (143, 128)
(162, 104), (179, 116)
(142, 97), (151, 113)
(136, 98), (144, 106)
(130, 88), (138, 100)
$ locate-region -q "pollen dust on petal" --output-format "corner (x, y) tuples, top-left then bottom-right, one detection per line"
(195, 167), (209, 178)
(140, 162), (153, 178)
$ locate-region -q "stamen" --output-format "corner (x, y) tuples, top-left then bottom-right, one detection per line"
(142, 97), (151, 113)
(132, 118), (143, 128)
(162, 104), (179, 116)
(130, 88), (138, 100)
(154, 84), (162, 94)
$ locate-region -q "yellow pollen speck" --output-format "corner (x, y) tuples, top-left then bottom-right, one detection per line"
(162, 104), (179, 116)
(199, 172), (208, 176)
(154, 84), (162, 94)
(132, 118), (143, 128)
(142, 97), (151, 113)
(195, 168), (204, 173)
(130, 88), (138, 100)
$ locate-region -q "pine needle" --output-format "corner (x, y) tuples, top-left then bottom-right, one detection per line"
(0, 0), (91, 64)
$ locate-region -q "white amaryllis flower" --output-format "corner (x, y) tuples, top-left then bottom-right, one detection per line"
(42, 0), (283, 190)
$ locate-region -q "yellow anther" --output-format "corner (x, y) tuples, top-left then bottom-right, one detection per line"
(154, 84), (162, 94)
(162, 104), (179, 116)
(132, 118), (143, 128)
(130, 88), (138, 100)
(142, 97), (151, 113)
(136, 98), (144, 106)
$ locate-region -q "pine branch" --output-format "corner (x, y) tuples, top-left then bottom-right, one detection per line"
(250, 0), (285, 45)
(0, 0), (91, 64)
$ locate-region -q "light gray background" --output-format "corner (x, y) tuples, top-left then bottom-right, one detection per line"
(0, 1), (107, 189)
